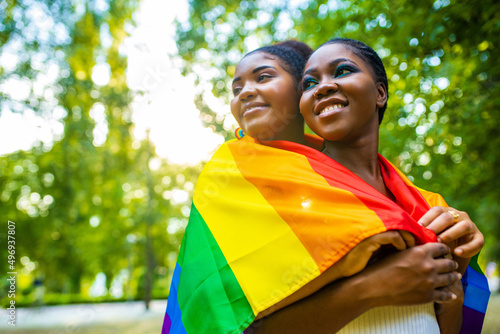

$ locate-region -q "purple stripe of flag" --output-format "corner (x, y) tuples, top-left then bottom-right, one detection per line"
(460, 306), (485, 334)
(162, 314), (171, 333)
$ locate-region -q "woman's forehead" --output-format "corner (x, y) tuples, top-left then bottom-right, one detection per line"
(235, 52), (281, 74)
(307, 44), (358, 66)
(305, 43), (375, 77)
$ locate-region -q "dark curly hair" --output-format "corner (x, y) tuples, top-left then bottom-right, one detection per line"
(320, 38), (389, 124)
(244, 40), (313, 90)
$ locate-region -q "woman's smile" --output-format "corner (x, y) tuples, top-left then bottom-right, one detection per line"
(241, 102), (270, 118)
(315, 97), (349, 116)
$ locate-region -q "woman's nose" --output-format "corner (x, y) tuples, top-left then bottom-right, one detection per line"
(313, 81), (339, 98)
(240, 84), (257, 101)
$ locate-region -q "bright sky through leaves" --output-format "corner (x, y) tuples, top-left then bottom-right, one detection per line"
(0, 0), (224, 165)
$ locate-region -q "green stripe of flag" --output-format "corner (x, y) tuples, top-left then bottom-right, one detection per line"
(176, 204), (254, 333)
(468, 253), (484, 275)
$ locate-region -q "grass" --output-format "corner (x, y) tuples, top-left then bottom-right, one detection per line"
(483, 292), (500, 334)
(3, 314), (164, 334)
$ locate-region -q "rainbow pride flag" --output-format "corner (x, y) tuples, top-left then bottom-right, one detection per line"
(163, 135), (489, 334)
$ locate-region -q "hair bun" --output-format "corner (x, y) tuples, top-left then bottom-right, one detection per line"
(275, 40), (313, 60)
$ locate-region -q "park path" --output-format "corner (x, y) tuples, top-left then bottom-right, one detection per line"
(0, 299), (167, 332)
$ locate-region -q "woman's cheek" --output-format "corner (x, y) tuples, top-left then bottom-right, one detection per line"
(299, 96), (312, 119)
(230, 100), (240, 123)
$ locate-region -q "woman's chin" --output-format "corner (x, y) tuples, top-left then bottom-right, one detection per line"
(310, 128), (344, 142)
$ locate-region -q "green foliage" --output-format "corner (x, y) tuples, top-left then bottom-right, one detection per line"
(0, 0), (199, 305)
(176, 0), (500, 261)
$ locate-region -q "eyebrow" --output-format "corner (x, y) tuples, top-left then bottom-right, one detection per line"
(304, 58), (358, 76)
(232, 65), (277, 85)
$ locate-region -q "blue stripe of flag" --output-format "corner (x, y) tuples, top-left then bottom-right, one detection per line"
(462, 265), (490, 314)
(163, 263), (188, 334)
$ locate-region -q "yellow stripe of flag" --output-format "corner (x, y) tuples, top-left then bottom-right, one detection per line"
(193, 143), (320, 314)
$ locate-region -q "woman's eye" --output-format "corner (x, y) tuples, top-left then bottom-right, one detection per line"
(335, 65), (354, 78)
(257, 74), (272, 81)
(302, 78), (318, 90)
(233, 87), (242, 96)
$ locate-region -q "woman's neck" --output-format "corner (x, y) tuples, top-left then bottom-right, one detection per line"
(322, 137), (380, 176)
(260, 120), (306, 145)
(322, 136), (394, 201)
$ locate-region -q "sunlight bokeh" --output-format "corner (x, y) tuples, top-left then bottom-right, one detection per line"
(0, 0), (226, 166)
(124, 0), (225, 165)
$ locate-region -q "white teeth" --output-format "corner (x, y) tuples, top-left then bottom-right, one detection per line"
(320, 104), (344, 114)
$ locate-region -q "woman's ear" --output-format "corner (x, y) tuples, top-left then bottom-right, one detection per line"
(376, 82), (388, 109)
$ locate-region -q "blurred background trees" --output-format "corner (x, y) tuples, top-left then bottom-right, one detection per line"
(0, 0), (200, 307)
(0, 0), (498, 308)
